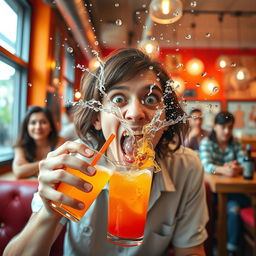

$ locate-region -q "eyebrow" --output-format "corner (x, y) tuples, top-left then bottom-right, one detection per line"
(108, 84), (163, 93)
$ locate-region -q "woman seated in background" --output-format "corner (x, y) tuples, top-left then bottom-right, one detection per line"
(12, 106), (66, 179)
(199, 111), (250, 256)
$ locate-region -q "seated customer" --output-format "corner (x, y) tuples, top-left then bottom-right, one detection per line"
(60, 104), (78, 141)
(199, 111), (250, 256)
(184, 108), (209, 151)
(12, 106), (66, 179)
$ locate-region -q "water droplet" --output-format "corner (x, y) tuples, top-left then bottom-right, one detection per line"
(231, 62), (237, 67)
(27, 83), (32, 87)
(173, 10), (180, 17)
(94, 41), (99, 45)
(67, 47), (73, 53)
(56, 66), (61, 70)
(190, 1), (197, 7)
(212, 87), (219, 93)
(201, 72), (207, 77)
(196, 83), (200, 87)
(176, 63), (183, 68)
(114, 3), (119, 7)
(67, 27), (71, 31)
(205, 32), (211, 38)
(116, 19), (122, 26)
(185, 34), (192, 40)
(149, 66), (153, 70)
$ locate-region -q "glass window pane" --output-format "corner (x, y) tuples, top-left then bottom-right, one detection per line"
(0, 0), (18, 54)
(0, 60), (15, 159)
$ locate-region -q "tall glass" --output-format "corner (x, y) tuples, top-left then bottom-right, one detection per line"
(51, 150), (115, 223)
(107, 164), (153, 246)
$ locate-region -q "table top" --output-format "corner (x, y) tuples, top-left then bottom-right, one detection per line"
(204, 173), (256, 194)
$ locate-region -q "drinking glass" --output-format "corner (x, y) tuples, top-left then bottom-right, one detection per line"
(51, 134), (115, 222)
(107, 163), (153, 246)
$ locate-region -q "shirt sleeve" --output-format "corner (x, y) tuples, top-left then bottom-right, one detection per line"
(31, 192), (68, 225)
(172, 157), (209, 248)
(199, 138), (216, 174)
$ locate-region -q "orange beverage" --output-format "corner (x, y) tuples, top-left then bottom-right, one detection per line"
(107, 167), (153, 246)
(51, 164), (113, 222)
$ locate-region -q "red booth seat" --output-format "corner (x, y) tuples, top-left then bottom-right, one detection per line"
(0, 180), (64, 256)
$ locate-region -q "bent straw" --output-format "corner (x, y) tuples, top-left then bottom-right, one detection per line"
(90, 133), (115, 167)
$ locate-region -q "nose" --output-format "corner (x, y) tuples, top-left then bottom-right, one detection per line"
(123, 98), (146, 122)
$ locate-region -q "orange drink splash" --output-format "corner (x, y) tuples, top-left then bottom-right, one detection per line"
(51, 134), (115, 222)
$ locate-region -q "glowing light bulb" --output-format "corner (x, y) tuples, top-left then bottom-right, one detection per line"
(202, 78), (220, 95)
(89, 57), (101, 71)
(139, 38), (159, 59)
(216, 55), (230, 69)
(219, 60), (227, 68)
(186, 58), (205, 76)
(161, 0), (170, 15)
(74, 91), (81, 100)
(236, 70), (245, 80)
(149, 0), (183, 24)
(234, 67), (250, 82)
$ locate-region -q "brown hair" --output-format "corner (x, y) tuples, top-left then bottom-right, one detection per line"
(74, 48), (188, 156)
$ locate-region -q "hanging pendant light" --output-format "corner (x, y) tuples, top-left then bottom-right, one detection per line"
(139, 36), (160, 59)
(202, 78), (220, 95)
(149, 0), (183, 24)
(216, 14), (230, 70)
(186, 22), (205, 76)
(186, 57), (205, 76)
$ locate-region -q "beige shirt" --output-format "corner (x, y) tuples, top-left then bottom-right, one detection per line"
(32, 146), (208, 256)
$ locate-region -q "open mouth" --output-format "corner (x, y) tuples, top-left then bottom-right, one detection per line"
(120, 130), (143, 163)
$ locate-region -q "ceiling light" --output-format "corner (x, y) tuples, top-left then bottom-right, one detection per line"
(170, 76), (185, 96)
(202, 78), (220, 95)
(89, 57), (101, 71)
(234, 67), (250, 82)
(149, 0), (183, 24)
(186, 58), (205, 76)
(216, 55), (230, 69)
(139, 37), (160, 59)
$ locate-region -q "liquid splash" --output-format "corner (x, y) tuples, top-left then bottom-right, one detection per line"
(74, 51), (188, 172)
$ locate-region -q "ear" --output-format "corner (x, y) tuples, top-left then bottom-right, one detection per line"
(93, 114), (102, 130)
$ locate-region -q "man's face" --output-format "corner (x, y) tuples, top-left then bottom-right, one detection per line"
(189, 111), (203, 129)
(94, 70), (166, 163)
(214, 121), (234, 143)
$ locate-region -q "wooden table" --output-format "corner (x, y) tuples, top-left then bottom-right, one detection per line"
(204, 173), (256, 256)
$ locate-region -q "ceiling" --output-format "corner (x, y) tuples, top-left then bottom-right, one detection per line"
(52, 0), (256, 57)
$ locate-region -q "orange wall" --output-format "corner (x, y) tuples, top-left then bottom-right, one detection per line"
(27, 0), (52, 106)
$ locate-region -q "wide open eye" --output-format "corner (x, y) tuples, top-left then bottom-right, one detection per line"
(144, 94), (160, 105)
(111, 94), (126, 105)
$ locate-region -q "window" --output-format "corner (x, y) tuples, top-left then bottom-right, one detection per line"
(0, 0), (31, 163)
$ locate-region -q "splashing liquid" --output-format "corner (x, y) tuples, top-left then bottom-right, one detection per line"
(75, 51), (188, 172)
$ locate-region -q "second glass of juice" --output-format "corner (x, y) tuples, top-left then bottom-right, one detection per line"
(107, 164), (153, 246)
(51, 151), (115, 222)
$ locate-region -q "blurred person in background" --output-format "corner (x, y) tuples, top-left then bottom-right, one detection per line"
(60, 104), (78, 141)
(12, 106), (66, 179)
(184, 108), (209, 151)
(200, 111), (250, 256)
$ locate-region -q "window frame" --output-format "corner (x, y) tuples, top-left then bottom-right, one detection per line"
(0, 0), (31, 165)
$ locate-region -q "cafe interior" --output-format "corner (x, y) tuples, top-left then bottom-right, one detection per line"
(0, 0), (256, 255)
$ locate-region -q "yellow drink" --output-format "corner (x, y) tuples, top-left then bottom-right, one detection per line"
(51, 165), (112, 222)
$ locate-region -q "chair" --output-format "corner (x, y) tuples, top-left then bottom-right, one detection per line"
(0, 180), (65, 256)
(240, 207), (256, 256)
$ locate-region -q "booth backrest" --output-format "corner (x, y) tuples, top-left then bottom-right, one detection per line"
(0, 180), (64, 256)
